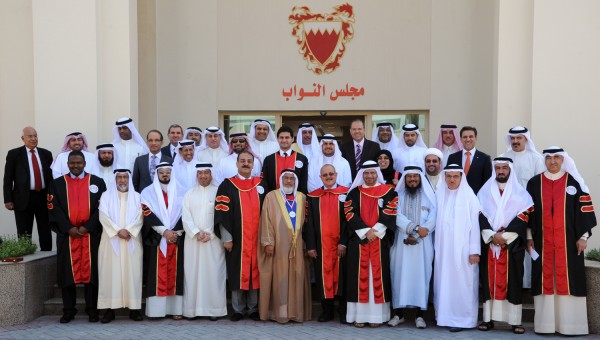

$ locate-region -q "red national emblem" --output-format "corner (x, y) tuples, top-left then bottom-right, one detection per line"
(289, 4), (354, 75)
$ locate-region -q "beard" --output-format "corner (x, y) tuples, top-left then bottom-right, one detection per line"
(99, 157), (114, 167)
(406, 181), (422, 195)
(117, 184), (128, 192)
(496, 175), (508, 183)
(282, 185), (294, 194)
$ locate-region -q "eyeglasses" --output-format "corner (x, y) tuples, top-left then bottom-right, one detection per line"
(231, 139), (245, 144)
(425, 159), (439, 163)
(321, 172), (336, 177)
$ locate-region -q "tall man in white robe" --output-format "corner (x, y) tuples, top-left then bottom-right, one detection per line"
(184, 127), (203, 154)
(172, 140), (197, 192)
(477, 158), (533, 334)
(181, 163), (227, 320)
(92, 144), (118, 188)
(434, 164), (481, 332)
(292, 123), (320, 160)
(307, 134), (352, 192)
(392, 124), (427, 172)
(388, 166), (436, 329)
(112, 118), (148, 171)
(433, 124), (463, 165)
(196, 127), (229, 166)
(51, 132), (97, 178)
(371, 122), (399, 151)
(214, 133), (262, 185)
(424, 148), (443, 191)
(248, 119), (279, 163)
(98, 169), (144, 323)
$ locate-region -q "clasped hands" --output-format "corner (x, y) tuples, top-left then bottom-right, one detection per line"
(196, 231), (211, 243)
(68, 226), (89, 238)
(163, 230), (179, 244)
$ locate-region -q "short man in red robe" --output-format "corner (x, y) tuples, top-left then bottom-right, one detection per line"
(48, 150), (107, 323)
(214, 150), (267, 321)
(305, 164), (349, 323)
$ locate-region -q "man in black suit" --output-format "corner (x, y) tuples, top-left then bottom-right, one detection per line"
(261, 126), (309, 194)
(341, 119), (381, 180)
(133, 129), (172, 193)
(160, 124), (183, 159)
(447, 126), (492, 195)
(3, 126), (53, 250)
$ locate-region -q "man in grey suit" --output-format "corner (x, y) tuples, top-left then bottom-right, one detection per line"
(132, 130), (172, 192)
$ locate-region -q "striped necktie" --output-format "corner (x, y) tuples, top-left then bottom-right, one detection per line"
(355, 144), (362, 170)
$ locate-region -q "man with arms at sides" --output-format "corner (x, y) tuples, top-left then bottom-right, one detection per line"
(391, 123), (427, 172)
(307, 134), (352, 192)
(341, 119), (381, 180)
(434, 164), (480, 332)
(248, 119), (279, 163)
(433, 124), (463, 165)
(3, 126), (53, 250)
(51, 132), (97, 178)
(477, 158), (532, 334)
(111, 117), (148, 171)
(371, 122), (399, 151)
(132, 129), (172, 193)
(48, 151), (107, 323)
(196, 126), (229, 166)
(213, 132), (262, 186)
(258, 170), (312, 323)
(305, 164), (349, 323)
(292, 123), (320, 160)
(423, 148), (443, 191)
(447, 126), (492, 195)
(184, 127), (203, 154)
(526, 147), (596, 335)
(161, 124), (184, 159)
(92, 143), (118, 188)
(214, 151), (267, 322)
(261, 126), (308, 194)
(140, 162), (185, 320)
(181, 163), (227, 321)
(344, 161), (397, 328)
(97, 169), (144, 323)
(171, 140), (197, 192)
(388, 166), (436, 329)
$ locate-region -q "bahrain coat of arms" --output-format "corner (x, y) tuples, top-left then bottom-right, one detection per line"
(289, 4), (355, 75)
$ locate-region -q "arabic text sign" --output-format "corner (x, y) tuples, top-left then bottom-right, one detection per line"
(282, 83), (365, 101)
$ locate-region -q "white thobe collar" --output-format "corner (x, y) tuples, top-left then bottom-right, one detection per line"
(544, 171), (565, 180)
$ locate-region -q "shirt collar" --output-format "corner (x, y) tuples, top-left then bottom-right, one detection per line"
(68, 172), (86, 179)
(463, 147), (477, 155)
(279, 149), (292, 156)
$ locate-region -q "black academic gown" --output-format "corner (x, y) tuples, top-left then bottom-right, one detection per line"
(479, 211), (529, 305)
(48, 173), (106, 288)
(214, 176), (267, 291)
(261, 151), (309, 194)
(526, 173), (596, 297)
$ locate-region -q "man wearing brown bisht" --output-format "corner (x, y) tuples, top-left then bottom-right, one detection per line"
(258, 169), (311, 323)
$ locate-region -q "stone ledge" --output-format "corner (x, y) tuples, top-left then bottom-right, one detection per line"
(586, 260), (600, 334)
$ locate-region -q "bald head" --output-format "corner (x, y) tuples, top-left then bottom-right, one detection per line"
(21, 126), (38, 149)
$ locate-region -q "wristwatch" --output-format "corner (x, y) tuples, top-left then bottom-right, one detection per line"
(414, 226), (420, 233)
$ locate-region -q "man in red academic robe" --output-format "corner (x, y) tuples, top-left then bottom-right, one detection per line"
(344, 161), (397, 328)
(261, 126), (308, 194)
(305, 164), (348, 323)
(48, 150), (107, 323)
(526, 147), (596, 335)
(214, 150), (267, 321)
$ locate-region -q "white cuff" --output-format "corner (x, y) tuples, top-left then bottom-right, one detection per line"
(355, 227), (371, 240)
(152, 226), (168, 236)
(526, 228), (532, 240)
(481, 229), (495, 244)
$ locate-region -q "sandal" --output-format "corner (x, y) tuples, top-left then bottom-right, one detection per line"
(172, 315), (184, 320)
(512, 325), (526, 334)
(354, 322), (365, 328)
(478, 321), (494, 331)
(368, 323), (381, 328)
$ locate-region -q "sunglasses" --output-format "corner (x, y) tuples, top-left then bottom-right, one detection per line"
(231, 139), (245, 144)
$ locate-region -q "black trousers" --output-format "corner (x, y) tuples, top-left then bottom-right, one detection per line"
(62, 283), (98, 317)
(14, 190), (52, 250)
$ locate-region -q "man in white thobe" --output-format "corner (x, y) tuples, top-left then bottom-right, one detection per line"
(51, 132), (97, 178)
(196, 126), (229, 166)
(433, 124), (463, 165)
(92, 143), (118, 188)
(371, 122), (399, 151)
(112, 117), (148, 172)
(181, 163), (227, 320)
(98, 169), (143, 323)
(434, 164), (481, 332)
(388, 166), (436, 329)
(184, 127), (203, 154)
(307, 134), (352, 192)
(213, 133), (262, 185)
(172, 140), (197, 192)
(392, 124), (427, 172)
(293, 123), (320, 160)
(248, 119), (279, 163)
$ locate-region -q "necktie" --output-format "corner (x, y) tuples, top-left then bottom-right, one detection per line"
(30, 149), (42, 191)
(355, 144), (362, 170)
(464, 151), (471, 175)
(150, 155), (157, 179)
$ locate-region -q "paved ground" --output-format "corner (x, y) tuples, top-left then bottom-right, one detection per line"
(0, 316), (595, 340)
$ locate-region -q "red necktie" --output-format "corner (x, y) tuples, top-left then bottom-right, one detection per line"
(464, 151), (471, 175)
(30, 149), (42, 191)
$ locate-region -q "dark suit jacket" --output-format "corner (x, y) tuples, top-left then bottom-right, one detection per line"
(132, 153), (173, 193)
(161, 145), (177, 159)
(447, 149), (492, 195)
(261, 151), (309, 194)
(3, 146), (53, 210)
(340, 139), (381, 179)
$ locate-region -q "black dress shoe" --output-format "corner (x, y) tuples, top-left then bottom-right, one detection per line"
(230, 313), (244, 321)
(59, 314), (74, 323)
(318, 312), (334, 322)
(209, 317), (218, 321)
(88, 314), (100, 323)
(101, 309), (115, 323)
(129, 310), (143, 321)
(249, 312), (261, 321)
(449, 327), (463, 332)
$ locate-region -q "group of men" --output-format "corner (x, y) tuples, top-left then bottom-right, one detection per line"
(2, 118), (595, 335)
